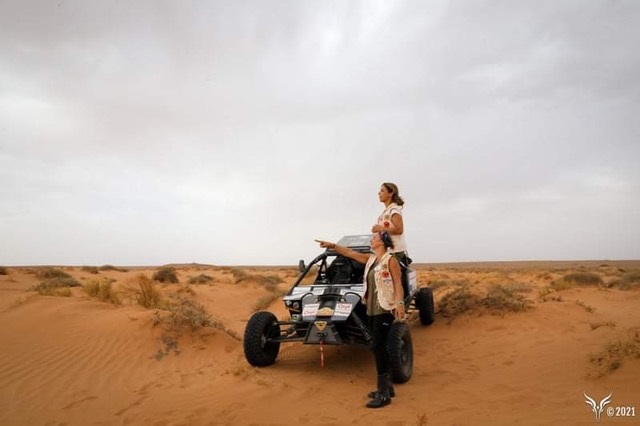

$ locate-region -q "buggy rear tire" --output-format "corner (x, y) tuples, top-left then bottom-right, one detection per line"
(387, 322), (413, 383)
(415, 287), (435, 325)
(243, 311), (281, 367)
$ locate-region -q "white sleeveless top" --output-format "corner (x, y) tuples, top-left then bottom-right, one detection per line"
(377, 203), (407, 253)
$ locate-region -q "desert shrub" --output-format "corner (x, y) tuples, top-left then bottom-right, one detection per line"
(428, 279), (469, 290)
(161, 298), (213, 331)
(230, 268), (249, 283)
(84, 279), (120, 305)
(36, 267), (72, 280)
(563, 272), (603, 286)
(253, 290), (287, 312)
(99, 265), (128, 272)
(0, 266), (8, 275)
(590, 330), (640, 376)
(32, 277), (80, 296)
(188, 274), (214, 285)
(81, 266), (99, 274)
(231, 269), (283, 290)
(610, 271), (640, 290)
(481, 285), (532, 313)
(152, 267), (179, 283)
(137, 275), (162, 308)
(438, 286), (481, 320)
(549, 279), (575, 292)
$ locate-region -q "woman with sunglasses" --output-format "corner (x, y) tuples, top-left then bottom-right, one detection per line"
(371, 182), (410, 267)
(315, 231), (405, 409)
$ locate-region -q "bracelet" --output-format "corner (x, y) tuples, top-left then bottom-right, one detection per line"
(396, 300), (404, 306)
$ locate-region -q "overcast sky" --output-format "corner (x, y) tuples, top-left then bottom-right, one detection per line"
(1, 0), (639, 266)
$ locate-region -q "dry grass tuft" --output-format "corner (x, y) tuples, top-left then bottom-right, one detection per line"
(228, 268), (285, 293)
(137, 275), (163, 308)
(607, 271), (640, 290)
(439, 282), (533, 322)
(438, 286), (481, 321)
(482, 284), (533, 313)
(152, 267), (179, 283)
(35, 267), (72, 280)
(589, 330), (640, 376)
(0, 266), (8, 275)
(563, 272), (603, 286)
(31, 276), (80, 296)
(156, 297), (213, 331)
(253, 291), (286, 312)
(84, 279), (121, 305)
(429, 279), (469, 290)
(415, 412), (429, 426)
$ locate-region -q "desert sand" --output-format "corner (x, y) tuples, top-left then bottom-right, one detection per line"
(1, 260), (639, 425)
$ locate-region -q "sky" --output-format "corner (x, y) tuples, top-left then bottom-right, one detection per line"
(1, 0), (639, 266)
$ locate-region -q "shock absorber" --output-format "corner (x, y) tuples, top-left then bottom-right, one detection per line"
(351, 311), (373, 344)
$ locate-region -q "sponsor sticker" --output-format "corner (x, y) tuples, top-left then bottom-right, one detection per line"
(302, 303), (319, 317)
(334, 303), (352, 317)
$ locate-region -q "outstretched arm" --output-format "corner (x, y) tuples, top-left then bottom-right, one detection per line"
(314, 240), (369, 264)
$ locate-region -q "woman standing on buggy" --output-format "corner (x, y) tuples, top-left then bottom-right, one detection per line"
(371, 182), (411, 268)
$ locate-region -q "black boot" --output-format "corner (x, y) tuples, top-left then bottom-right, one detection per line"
(366, 374), (392, 408)
(367, 374), (395, 398)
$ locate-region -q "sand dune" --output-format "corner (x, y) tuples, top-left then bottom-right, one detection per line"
(1, 262), (639, 425)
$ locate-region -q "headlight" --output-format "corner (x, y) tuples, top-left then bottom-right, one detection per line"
(302, 293), (317, 306)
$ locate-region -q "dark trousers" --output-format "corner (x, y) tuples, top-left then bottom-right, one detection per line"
(368, 313), (395, 375)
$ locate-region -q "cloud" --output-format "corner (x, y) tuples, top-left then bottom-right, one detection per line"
(1, 0), (639, 264)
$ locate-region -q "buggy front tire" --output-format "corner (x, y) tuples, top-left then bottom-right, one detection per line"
(387, 322), (413, 383)
(415, 287), (435, 325)
(243, 311), (281, 367)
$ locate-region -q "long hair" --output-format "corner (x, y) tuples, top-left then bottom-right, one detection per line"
(382, 182), (405, 206)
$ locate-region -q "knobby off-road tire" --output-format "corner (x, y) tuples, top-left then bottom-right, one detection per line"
(415, 287), (435, 325)
(243, 311), (281, 367)
(387, 321), (413, 383)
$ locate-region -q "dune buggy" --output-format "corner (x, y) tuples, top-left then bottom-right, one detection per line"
(243, 235), (435, 383)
